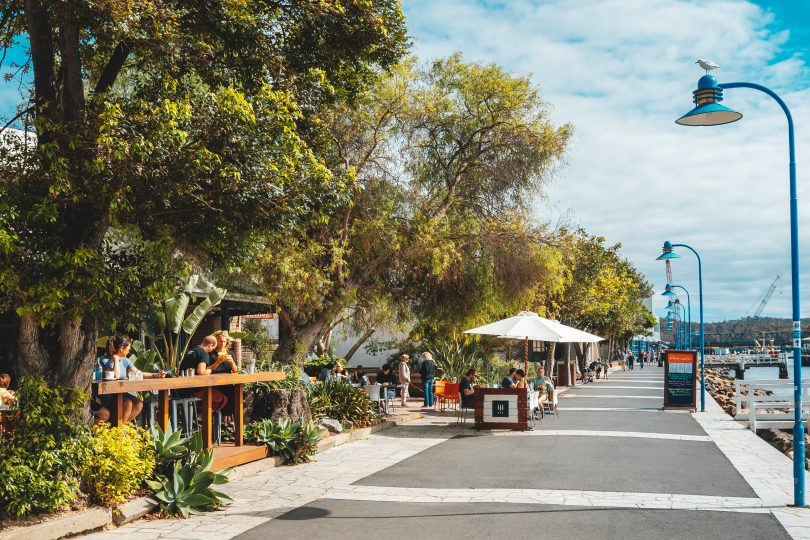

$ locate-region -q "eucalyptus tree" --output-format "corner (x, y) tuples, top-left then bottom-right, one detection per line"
(0, 0), (407, 386)
(261, 56), (573, 364)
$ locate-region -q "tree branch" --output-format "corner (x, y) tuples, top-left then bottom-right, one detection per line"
(94, 41), (132, 96)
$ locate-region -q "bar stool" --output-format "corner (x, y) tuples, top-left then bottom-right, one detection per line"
(171, 397), (200, 437)
(188, 400), (223, 445)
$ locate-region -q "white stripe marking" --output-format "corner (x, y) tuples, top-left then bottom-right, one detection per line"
(327, 485), (766, 513)
(493, 429), (711, 442)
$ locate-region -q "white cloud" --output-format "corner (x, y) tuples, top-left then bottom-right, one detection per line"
(404, 0), (810, 322)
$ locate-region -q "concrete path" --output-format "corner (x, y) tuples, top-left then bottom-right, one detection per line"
(82, 366), (810, 539)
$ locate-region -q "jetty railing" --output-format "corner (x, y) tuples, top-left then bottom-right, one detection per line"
(734, 379), (810, 431)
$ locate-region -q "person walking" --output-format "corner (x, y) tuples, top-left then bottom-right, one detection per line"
(619, 349), (627, 371)
(420, 352), (436, 408)
(398, 354), (411, 406)
(627, 352), (635, 371)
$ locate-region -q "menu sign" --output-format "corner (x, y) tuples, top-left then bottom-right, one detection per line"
(664, 350), (697, 409)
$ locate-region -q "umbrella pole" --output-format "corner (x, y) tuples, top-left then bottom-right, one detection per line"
(524, 336), (529, 378)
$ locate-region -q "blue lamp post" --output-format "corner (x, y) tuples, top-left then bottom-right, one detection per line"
(664, 284), (693, 350)
(676, 71), (804, 507)
(658, 241), (705, 412)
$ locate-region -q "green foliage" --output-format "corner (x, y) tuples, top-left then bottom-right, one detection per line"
(0, 377), (92, 518)
(0, 0), (408, 386)
(259, 55), (573, 365)
(245, 419), (322, 464)
(308, 381), (380, 427)
(146, 425), (231, 517)
(83, 423), (155, 506)
(303, 354), (347, 376)
(231, 319), (274, 367)
(145, 455), (231, 518)
(142, 275), (226, 371)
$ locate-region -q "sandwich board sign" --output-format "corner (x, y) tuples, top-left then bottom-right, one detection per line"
(664, 350), (697, 410)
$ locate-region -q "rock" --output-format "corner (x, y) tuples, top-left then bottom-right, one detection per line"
(320, 418), (342, 433)
(248, 388), (312, 423)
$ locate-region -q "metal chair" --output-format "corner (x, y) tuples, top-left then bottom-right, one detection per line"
(456, 393), (474, 423)
(363, 384), (384, 415)
(542, 390), (559, 420)
(528, 391), (540, 428)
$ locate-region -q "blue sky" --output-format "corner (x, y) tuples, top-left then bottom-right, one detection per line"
(403, 0), (810, 323)
(3, 1), (810, 322)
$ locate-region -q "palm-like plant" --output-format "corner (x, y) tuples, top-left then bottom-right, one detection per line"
(430, 338), (485, 382)
(142, 275), (226, 371)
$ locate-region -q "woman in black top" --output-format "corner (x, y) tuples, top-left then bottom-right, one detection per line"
(376, 364), (398, 400)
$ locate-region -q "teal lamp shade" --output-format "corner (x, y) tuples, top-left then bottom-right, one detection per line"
(676, 75), (742, 127)
(666, 300), (675, 309)
(661, 284), (676, 297)
(657, 241), (681, 261)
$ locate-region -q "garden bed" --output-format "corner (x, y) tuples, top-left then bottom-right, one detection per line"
(0, 411), (421, 539)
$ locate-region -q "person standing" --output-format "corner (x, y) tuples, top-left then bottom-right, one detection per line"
(420, 352), (436, 408)
(398, 354), (411, 406)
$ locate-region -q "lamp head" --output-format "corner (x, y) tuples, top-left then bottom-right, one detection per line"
(676, 74), (742, 126)
(661, 284), (676, 297)
(657, 241), (681, 260)
(666, 300), (675, 309)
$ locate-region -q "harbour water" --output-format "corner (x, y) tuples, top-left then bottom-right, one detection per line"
(735, 362), (810, 396)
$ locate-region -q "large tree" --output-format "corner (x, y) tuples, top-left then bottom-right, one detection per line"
(260, 55), (573, 364)
(0, 0), (407, 387)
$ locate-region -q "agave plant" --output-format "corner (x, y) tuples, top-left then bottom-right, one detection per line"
(244, 418), (322, 464)
(142, 275), (227, 371)
(146, 451), (232, 518)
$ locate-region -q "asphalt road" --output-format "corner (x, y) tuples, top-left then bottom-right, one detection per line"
(237, 499), (790, 540)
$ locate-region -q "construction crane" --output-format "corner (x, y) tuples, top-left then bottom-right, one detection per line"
(748, 275), (781, 318)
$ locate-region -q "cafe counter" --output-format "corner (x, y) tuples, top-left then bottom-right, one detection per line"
(474, 387), (529, 431)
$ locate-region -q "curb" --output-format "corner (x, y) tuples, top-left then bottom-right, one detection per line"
(0, 413), (421, 539)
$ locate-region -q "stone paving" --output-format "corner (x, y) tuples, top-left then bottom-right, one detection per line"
(81, 365), (810, 539)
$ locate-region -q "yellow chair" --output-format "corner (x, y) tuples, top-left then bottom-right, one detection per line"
(434, 380), (446, 411)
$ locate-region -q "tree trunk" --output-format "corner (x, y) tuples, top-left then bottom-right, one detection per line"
(16, 314), (98, 390)
(344, 328), (375, 362)
(273, 310), (335, 366)
(544, 341), (556, 375)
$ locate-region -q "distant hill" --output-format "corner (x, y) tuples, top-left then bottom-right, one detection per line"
(658, 316), (810, 347)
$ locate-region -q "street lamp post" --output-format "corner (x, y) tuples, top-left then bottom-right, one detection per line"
(658, 241), (705, 412)
(675, 299), (687, 350)
(664, 284), (693, 350)
(676, 72), (804, 507)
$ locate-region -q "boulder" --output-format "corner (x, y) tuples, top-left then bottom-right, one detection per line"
(320, 418), (342, 433)
(247, 387), (312, 423)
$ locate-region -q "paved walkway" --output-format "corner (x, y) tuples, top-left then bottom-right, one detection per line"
(83, 366), (810, 539)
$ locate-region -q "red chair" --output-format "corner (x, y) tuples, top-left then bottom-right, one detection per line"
(443, 382), (460, 411)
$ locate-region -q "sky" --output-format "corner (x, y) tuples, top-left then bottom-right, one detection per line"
(402, 0), (810, 323)
(2, 1), (810, 323)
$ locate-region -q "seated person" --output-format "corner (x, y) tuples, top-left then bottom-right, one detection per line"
(334, 364), (347, 382)
(211, 330), (239, 373)
(93, 336), (166, 424)
(0, 373), (15, 406)
(460, 369), (477, 408)
(376, 364), (398, 401)
(179, 336), (229, 413)
(501, 367), (517, 389)
(531, 366), (555, 405)
(352, 365), (369, 386)
(514, 368), (526, 388)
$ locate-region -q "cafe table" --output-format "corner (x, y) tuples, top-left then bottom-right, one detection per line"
(93, 371), (284, 449)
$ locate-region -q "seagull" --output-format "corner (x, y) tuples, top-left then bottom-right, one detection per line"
(696, 59), (720, 73)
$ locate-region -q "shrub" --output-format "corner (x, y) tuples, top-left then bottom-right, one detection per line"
(245, 418), (322, 464)
(0, 377), (92, 518)
(303, 353), (346, 377)
(309, 381), (379, 427)
(82, 423), (155, 506)
(146, 426), (232, 518)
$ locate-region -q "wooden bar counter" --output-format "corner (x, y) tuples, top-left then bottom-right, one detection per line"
(474, 387), (528, 431)
(93, 371), (284, 450)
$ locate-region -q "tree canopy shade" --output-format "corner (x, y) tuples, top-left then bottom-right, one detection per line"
(258, 55), (574, 364)
(0, 0), (408, 387)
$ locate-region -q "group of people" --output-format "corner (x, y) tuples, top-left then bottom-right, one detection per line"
(499, 365), (555, 405)
(91, 330), (238, 424)
(616, 349), (653, 371)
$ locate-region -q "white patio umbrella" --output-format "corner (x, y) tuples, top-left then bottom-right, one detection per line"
(464, 311), (603, 375)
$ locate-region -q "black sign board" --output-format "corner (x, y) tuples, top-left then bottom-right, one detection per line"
(664, 350), (697, 409)
(492, 400), (510, 417)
